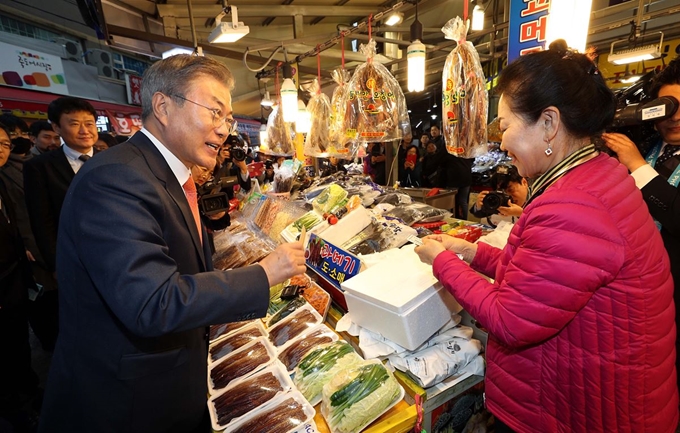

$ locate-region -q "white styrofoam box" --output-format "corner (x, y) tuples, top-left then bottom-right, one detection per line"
(341, 247), (462, 350)
(317, 205), (372, 246)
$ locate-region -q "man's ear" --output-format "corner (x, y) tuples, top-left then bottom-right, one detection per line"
(151, 92), (171, 127)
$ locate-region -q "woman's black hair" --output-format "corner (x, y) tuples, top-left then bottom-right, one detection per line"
(495, 43), (616, 138)
(0, 122), (12, 140)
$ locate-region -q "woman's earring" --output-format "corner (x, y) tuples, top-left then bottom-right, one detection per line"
(545, 139), (553, 156)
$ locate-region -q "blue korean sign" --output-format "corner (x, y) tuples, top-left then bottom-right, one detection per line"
(305, 233), (361, 290)
(507, 0), (550, 64)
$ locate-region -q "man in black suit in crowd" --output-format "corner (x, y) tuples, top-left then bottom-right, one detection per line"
(38, 54), (306, 433)
(22, 97), (97, 352)
(603, 54), (680, 391)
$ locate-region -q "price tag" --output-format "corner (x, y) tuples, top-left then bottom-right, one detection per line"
(304, 233), (361, 290)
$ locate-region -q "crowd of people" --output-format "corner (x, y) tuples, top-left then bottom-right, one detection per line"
(1, 47), (679, 433)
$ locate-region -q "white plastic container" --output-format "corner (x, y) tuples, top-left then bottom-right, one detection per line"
(341, 249), (462, 351)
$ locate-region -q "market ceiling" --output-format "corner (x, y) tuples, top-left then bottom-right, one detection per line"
(99, 0), (680, 123)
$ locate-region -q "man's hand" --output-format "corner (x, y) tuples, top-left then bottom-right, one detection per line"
(26, 250), (36, 262)
(234, 159), (248, 175)
(498, 201), (523, 217)
(208, 211), (226, 220)
(602, 132), (648, 173)
(258, 240), (306, 287)
(475, 191), (488, 209)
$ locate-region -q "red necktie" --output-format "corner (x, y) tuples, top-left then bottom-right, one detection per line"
(182, 175), (202, 243)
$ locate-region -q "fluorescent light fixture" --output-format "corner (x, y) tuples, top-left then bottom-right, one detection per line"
(621, 75), (642, 84)
(609, 37), (663, 65)
(385, 12), (403, 26)
(430, 114), (437, 120)
(162, 47), (194, 58)
(471, 4), (485, 31)
(280, 64), (298, 123)
(259, 123), (268, 146)
(407, 40), (426, 92)
(208, 6), (250, 43)
(545, 0), (592, 53)
(261, 90), (274, 107)
(296, 100), (311, 134)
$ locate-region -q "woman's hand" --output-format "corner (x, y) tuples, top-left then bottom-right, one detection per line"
(602, 132), (648, 173)
(422, 234), (478, 263)
(414, 238), (446, 265)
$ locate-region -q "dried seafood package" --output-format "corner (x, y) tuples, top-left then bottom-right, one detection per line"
(209, 320), (253, 343)
(277, 324), (338, 372)
(293, 340), (363, 406)
(304, 79), (333, 157)
(265, 104), (295, 156)
(208, 363), (293, 431)
(225, 390), (315, 433)
(321, 360), (403, 433)
(267, 304), (323, 347)
(208, 321), (267, 363)
(441, 17), (488, 158)
(344, 39), (410, 143)
(328, 68), (360, 159)
(208, 337), (277, 394)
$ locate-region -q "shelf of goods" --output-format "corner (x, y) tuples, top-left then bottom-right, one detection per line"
(210, 179), (489, 433)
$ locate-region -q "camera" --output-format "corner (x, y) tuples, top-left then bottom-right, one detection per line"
(482, 191), (512, 214)
(197, 176), (238, 216)
(225, 134), (247, 162)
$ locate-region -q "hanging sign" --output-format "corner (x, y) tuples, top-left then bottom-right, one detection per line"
(0, 41), (69, 95)
(106, 110), (142, 135)
(507, 0), (551, 63)
(125, 73), (143, 106)
(305, 233), (360, 290)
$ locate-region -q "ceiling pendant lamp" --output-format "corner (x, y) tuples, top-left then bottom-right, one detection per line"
(471, 2), (485, 31)
(407, 0), (426, 92)
(280, 64), (298, 123)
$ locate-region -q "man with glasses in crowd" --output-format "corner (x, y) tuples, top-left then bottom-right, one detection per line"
(38, 54), (306, 433)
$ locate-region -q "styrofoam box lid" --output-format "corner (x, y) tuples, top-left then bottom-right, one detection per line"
(341, 247), (442, 314)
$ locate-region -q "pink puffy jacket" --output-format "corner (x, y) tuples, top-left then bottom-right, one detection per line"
(433, 154), (678, 432)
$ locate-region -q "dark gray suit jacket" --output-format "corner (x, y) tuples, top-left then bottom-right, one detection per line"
(23, 146), (74, 272)
(39, 131), (269, 433)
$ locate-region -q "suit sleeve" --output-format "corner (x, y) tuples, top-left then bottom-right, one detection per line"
(641, 176), (680, 236)
(432, 197), (624, 349)
(23, 158), (58, 272)
(61, 164), (269, 338)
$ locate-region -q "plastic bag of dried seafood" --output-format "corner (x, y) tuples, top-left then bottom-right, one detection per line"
(328, 68), (360, 159)
(441, 17), (488, 158)
(343, 39), (411, 144)
(304, 79), (334, 157)
(265, 104), (295, 156)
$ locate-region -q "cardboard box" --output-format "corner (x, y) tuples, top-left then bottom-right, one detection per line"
(341, 249), (462, 350)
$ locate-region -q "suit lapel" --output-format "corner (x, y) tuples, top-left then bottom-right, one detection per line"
(127, 132), (207, 270)
(53, 147), (76, 184)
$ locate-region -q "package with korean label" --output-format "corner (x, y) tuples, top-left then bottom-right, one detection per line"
(265, 104), (295, 156)
(441, 17), (488, 158)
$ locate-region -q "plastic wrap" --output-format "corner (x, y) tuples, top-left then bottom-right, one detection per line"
(441, 17), (488, 158)
(209, 322), (267, 363)
(320, 360), (403, 433)
(328, 68), (361, 159)
(277, 324), (338, 372)
(343, 39), (411, 143)
(304, 79), (334, 157)
(265, 104), (295, 156)
(267, 304), (323, 347)
(293, 341), (363, 406)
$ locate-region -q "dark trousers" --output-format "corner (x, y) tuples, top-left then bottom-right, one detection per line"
(0, 304), (39, 408)
(27, 290), (59, 352)
(455, 185), (470, 220)
(494, 417), (516, 433)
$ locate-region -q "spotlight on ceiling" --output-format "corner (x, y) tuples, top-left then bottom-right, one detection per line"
(208, 6), (250, 43)
(385, 12), (403, 26)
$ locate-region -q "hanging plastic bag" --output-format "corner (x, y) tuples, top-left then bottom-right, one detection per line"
(343, 39), (411, 144)
(265, 104), (295, 157)
(441, 17), (488, 158)
(328, 68), (360, 159)
(304, 79), (333, 157)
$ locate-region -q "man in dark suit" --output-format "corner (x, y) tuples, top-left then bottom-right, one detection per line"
(23, 97), (97, 352)
(603, 54), (680, 391)
(38, 54), (306, 433)
(0, 123), (39, 431)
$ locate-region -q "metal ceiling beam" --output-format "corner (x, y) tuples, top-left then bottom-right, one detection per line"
(157, 4), (382, 18)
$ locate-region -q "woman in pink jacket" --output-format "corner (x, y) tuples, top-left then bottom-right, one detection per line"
(416, 45), (678, 432)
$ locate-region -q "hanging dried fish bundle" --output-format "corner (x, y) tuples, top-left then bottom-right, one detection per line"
(304, 79), (333, 157)
(328, 68), (359, 159)
(343, 39), (410, 144)
(265, 104), (295, 156)
(441, 17), (488, 158)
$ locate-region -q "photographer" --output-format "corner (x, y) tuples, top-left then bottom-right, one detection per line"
(368, 142), (386, 185)
(191, 165), (232, 253)
(470, 165), (528, 227)
(602, 55), (680, 390)
(214, 133), (251, 198)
